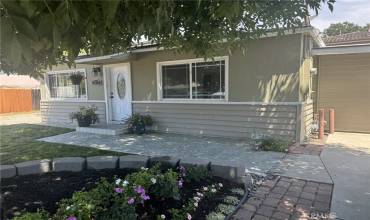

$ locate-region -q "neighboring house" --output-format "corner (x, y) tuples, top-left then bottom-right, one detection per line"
(312, 30), (370, 133)
(40, 26), (370, 142)
(0, 74), (41, 113)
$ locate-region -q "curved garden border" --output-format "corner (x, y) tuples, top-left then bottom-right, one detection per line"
(1, 155), (254, 219)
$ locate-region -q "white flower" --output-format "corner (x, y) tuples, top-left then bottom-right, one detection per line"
(115, 178), (122, 185)
(122, 180), (129, 187)
(211, 184), (215, 188)
(194, 202), (198, 207)
(193, 196), (201, 202)
(211, 188), (217, 193)
(203, 187), (208, 191)
(160, 214), (166, 219)
(151, 178), (157, 184)
(196, 192), (203, 197)
(141, 167), (148, 171)
(66, 205), (71, 211)
(218, 183), (223, 188)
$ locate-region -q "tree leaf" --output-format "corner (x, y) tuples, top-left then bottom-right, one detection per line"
(10, 37), (22, 68)
(101, 0), (120, 27)
(10, 15), (38, 41)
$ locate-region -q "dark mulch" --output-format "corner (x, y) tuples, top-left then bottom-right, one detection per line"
(1, 169), (134, 219)
(1, 169), (243, 220)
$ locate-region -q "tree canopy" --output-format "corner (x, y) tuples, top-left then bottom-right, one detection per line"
(0, 0), (334, 77)
(323, 22), (370, 36)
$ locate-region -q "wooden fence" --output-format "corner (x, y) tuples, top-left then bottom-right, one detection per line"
(0, 89), (40, 113)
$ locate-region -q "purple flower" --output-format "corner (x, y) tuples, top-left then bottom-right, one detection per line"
(114, 187), (123, 193)
(178, 166), (186, 177)
(127, 197), (135, 205)
(141, 194), (150, 200)
(134, 185), (145, 194)
(66, 216), (77, 220)
(178, 179), (183, 188)
(187, 213), (192, 220)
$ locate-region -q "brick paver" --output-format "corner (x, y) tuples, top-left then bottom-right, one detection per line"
(232, 176), (333, 220)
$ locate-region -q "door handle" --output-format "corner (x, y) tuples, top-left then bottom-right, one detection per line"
(110, 92), (114, 99)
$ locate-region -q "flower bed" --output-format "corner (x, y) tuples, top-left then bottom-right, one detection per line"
(2, 164), (246, 220)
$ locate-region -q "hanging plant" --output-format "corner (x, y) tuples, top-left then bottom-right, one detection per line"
(69, 72), (84, 85)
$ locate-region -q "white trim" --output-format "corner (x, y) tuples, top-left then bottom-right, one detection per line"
(102, 65), (109, 123)
(131, 100), (303, 106)
(41, 100), (105, 103)
(46, 68), (88, 101)
(156, 56), (229, 101)
(312, 44), (370, 55)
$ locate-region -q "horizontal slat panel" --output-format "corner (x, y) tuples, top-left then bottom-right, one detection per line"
(41, 101), (106, 125)
(134, 103), (297, 139)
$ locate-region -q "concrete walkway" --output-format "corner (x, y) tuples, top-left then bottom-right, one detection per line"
(39, 132), (333, 184)
(321, 132), (370, 220)
(40, 132), (285, 174)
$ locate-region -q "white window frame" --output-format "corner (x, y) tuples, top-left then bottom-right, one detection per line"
(46, 68), (88, 101)
(156, 56), (229, 102)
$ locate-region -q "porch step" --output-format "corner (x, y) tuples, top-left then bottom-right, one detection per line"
(76, 124), (127, 136)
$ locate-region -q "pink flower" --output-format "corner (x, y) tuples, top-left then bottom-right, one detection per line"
(114, 187), (123, 193)
(134, 185), (145, 194)
(187, 213), (192, 220)
(127, 197), (135, 205)
(66, 217), (77, 220)
(141, 194), (150, 200)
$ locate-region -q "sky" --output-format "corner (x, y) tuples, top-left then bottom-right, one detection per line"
(310, 0), (370, 31)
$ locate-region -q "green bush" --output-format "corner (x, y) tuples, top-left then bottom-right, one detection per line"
(259, 137), (290, 152)
(13, 210), (49, 220)
(126, 113), (154, 134)
(206, 211), (225, 220)
(184, 166), (211, 183)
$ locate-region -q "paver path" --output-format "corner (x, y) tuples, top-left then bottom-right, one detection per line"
(321, 132), (370, 220)
(232, 176), (333, 220)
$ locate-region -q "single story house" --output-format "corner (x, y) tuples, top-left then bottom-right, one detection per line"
(40, 26), (370, 142)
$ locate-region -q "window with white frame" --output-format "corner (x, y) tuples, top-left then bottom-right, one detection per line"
(47, 69), (87, 99)
(159, 57), (227, 100)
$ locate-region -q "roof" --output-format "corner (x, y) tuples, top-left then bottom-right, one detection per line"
(76, 26), (323, 64)
(312, 44), (370, 56)
(323, 31), (370, 46)
(0, 74), (40, 89)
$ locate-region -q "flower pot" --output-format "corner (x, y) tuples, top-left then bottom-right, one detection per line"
(77, 117), (92, 127)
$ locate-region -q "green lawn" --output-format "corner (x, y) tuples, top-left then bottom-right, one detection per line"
(0, 124), (125, 165)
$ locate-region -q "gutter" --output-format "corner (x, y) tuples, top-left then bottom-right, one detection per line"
(312, 44), (370, 55)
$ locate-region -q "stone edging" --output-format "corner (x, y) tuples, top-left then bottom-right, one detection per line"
(0, 155), (247, 184)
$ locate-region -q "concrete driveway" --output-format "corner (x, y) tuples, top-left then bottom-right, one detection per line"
(321, 132), (370, 220)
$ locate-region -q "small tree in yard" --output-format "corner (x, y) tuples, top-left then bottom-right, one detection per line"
(0, 0), (334, 77)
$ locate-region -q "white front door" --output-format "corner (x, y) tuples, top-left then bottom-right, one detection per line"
(107, 64), (132, 123)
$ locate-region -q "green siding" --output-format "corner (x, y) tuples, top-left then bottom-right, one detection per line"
(131, 34), (302, 102)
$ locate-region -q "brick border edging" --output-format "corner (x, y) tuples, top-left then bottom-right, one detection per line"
(0, 155), (246, 183)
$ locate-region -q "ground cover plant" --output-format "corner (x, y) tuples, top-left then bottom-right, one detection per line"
(258, 137), (291, 153)
(0, 124), (125, 165)
(2, 164), (245, 220)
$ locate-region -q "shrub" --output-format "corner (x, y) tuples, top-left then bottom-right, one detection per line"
(183, 166), (211, 183)
(126, 113), (154, 134)
(259, 137), (290, 152)
(13, 210), (49, 220)
(206, 211), (225, 220)
(222, 195), (240, 206)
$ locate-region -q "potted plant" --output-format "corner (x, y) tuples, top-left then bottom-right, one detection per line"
(69, 72), (84, 85)
(70, 105), (99, 127)
(126, 113), (154, 134)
